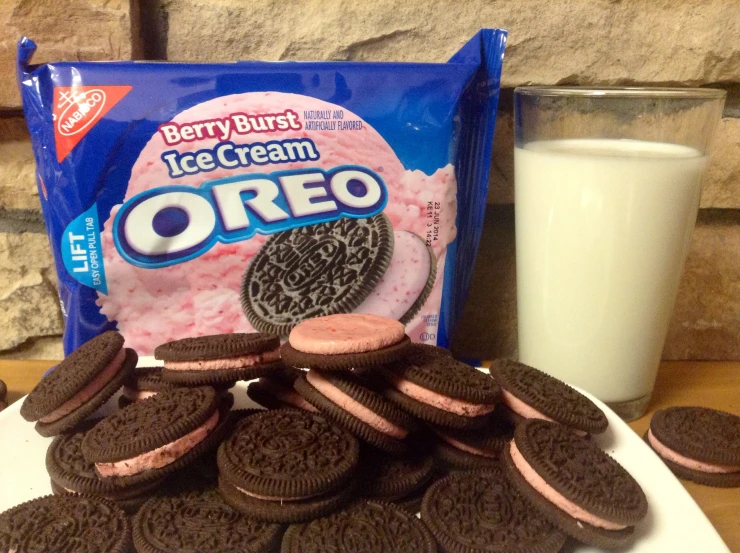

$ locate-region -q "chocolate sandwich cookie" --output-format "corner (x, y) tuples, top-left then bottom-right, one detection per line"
(379, 347), (500, 430)
(247, 366), (318, 412)
(0, 379), (6, 411)
(281, 500), (437, 553)
(646, 406), (740, 487)
(20, 331), (136, 437)
(134, 485), (282, 553)
(155, 332), (282, 386)
(359, 446), (436, 508)
(82, 386), (232, 485)
(294, 369), (415, 454)
(46, 418), (164, 513)
(0, 495), (131, 553)
(504, 419), (648, 550)
(491, 359), (608, 435)
(218, 409), (359, 523)
(281, 313), (411, 371)
(119, 367), (179, 408)
(431, 410), (514, 471)
(242, 214), (394, 337)
(421, 469), (566, 553)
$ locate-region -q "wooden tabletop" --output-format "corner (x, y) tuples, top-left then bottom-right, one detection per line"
(1, 359), (739, 549)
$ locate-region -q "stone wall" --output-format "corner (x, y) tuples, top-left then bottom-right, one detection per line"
(0, 0), (738, 360)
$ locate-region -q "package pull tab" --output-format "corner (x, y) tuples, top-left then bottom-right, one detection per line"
(61, 203), (108, 295)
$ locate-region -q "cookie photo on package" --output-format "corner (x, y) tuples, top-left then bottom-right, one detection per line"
(17, 30), (506, 357)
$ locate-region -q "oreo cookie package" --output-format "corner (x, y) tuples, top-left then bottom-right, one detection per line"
(17, 30), (506, 357)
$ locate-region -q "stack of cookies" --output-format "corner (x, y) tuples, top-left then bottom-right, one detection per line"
(4, 313), (659, 553)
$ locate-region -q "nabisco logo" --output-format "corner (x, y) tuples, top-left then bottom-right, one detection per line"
(53, 85), (132, 162)
(57, 89), (107, 137)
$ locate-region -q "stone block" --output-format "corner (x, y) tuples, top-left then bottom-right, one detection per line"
(0, 232), (63, 352)
(1, 0), (140, 109)
(0, 117), (39, 211)
(163, 0), (740, 86)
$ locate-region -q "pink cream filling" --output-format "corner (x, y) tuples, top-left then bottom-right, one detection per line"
(510, 441), (627, 530)
(257, 378), (318, 412)
(501, 389), (587, 437)
(382, 370), (495, 417)
(648, 429), (740, 474)
(39, 349), (127, 423)
(164, 348), (280, 370)
(306, 370), (407, 439)
(289, 314), (406, 355)
(435, 431), (496, 458)
(121, 387), (158, 401)
(234, 484), (324, 502)
(96, 410), (219, 477)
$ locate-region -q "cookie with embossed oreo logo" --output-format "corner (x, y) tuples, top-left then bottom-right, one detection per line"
(491, 359), (608, 435)
(21, 331), (137, 437)
(46, 418), (164, 513)
(156, 332), (282, 386)
(133, 485), (282, 553)
(82, 386), (232, 486)
(218, 408), (359, 523)
(294, 369), (416, 455)
(378, 346), (500, 430)
(242, 214), (394, 337)
(119, 367), (179, 408)
(281, 500), (437, 553)
(504, 419), (648, 550)
(646, 406), (740, 487)
(358, 445), (436, 507)
(282, 314), (411, 371)
(0, 494), (132, 553)
(431, 409), (514, 471)
(421, 469), (566, 553)
(247, 366), (318, 412)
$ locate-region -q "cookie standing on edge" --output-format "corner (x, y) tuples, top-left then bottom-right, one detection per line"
(281, 313), (411, 371)
(0, 495), (132, 553)
(281, 500), (437, 553)
(646, 406), (740, 487)
(20, 331), (137, 437)
(504, 419), (648, 550)
(294, 369), (416, 455)
(431, 411), (514, 471)
(491, 359), (608, 435)
(242, 214), (394, 337)
(119, 367), (178, 408)
(358, 446), (436, 513)
(82, 386), (232, 485)
(218, 409), (360, 523)
(378, 346), (500, 430)
(134, 485), (283, 553)
(155, 333), (282, 386)
(421, 469), (566, 553)
(247, 366), (318, 412)
(46, 418), (164, 513)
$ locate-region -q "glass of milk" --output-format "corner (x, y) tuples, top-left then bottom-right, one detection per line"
(514, 87), (725, 420)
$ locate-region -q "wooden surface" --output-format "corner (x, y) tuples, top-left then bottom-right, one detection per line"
(0, 359), (739, 549)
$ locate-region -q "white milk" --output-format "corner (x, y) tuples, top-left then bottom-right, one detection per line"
(515, 139), (706, 403)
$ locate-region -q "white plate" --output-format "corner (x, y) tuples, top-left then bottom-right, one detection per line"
(0, 380), (730, 553)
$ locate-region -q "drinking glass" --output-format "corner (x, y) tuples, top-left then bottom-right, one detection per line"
(514, 87), (725, 420)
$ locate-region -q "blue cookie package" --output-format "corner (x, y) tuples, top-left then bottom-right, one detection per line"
(17, 29), (506, 357)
